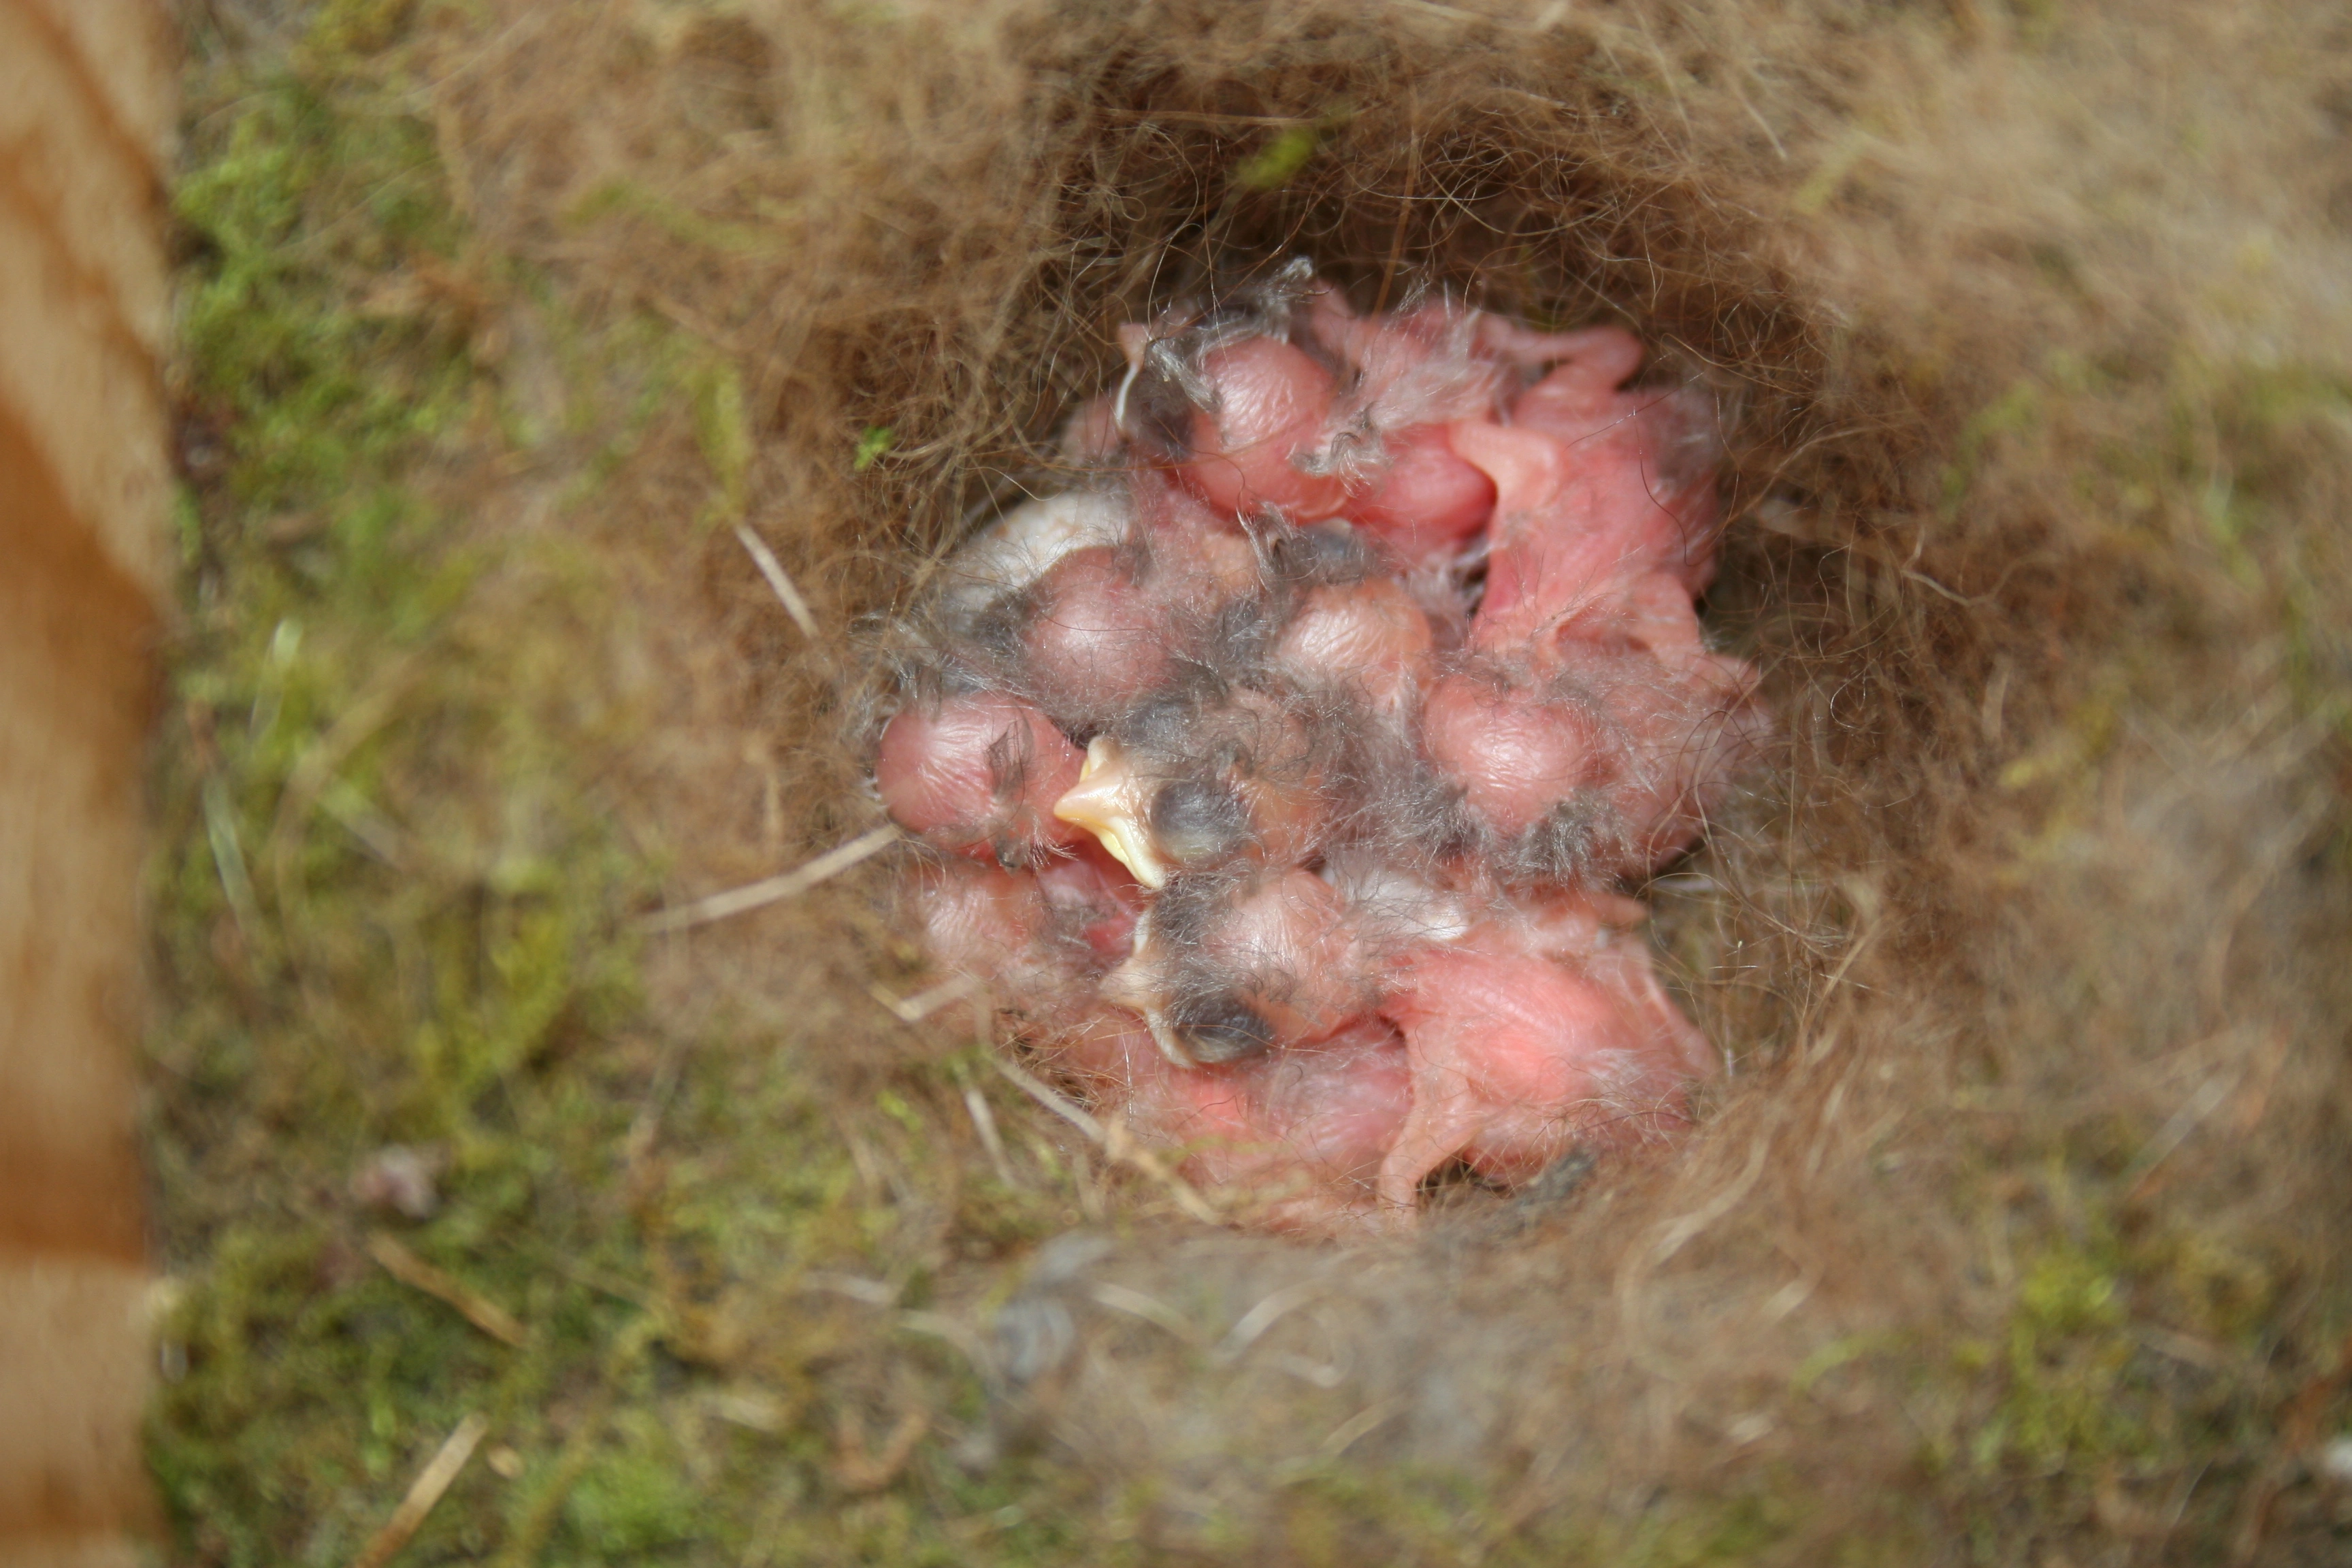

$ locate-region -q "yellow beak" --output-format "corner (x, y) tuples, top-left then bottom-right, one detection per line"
(1051, 736), (1169, 889)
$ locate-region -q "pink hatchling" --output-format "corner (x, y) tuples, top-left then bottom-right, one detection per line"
(875, 263), (1761, 1231)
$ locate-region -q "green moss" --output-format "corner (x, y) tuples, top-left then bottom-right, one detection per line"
(1236, 125), (1324, 191)
(853, 423), (898, 472)
(1995, 1242), (2142, 1469)
(152, 10), (798, 1564)
(148, 18), (1111, 1534)
(690, 360), (754, 518)
(561, 1411), (703, 1556)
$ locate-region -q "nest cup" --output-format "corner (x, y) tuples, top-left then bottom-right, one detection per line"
(171, 1), (2352, 1557)
(790, 4), (2341, 1529)
(838, 30), (1906, 1211)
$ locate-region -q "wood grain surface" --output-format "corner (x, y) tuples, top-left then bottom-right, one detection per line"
(0, 2), (173, 1563)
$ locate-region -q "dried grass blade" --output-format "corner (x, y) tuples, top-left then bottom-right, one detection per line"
(734, 523), (821, 639)
(986, 1051), (1104, 1139)
(347, 1411), (489, 1568)
(642, 824), (898, 933)
(985, 1056), (1220, 1224)
(961, 1079), (1018, 1186)
(368, 1232), (527, 1346)
(868, 971), (982, 1024)
(268, 652), (425, 904)
(1089, 1281), (1201, 1344)
(1318, 1396), (1407, 1458)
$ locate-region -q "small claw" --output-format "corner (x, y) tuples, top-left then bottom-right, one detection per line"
(1052, 736), (1171, 888)
(1098, 913), (1191, 1065)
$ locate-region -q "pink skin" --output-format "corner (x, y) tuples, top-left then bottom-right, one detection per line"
(1094, 683), (1343, 877)
(1209, 868), (1382, 1045)
(1563, 643), (1767, 871)
(1018, 546), (1178, 719)
(1422, 655), (1765, 879)
(917, 858), (1048, 975)
(915, 848), (1145, 1043)
(1273, 574), (1437, 719)
(1320, 299), (1513, 431)
(1211, 694), (1339, 872)
(1179, 336), (1350, 521)
(1130, 476), (1264, 603)
(1503, 348), (1722, 594)
(903, 287), (1750, 1230)
(1437, 321), (1722, 642)
(1420, 671), (1606, 839)
(1451, 418), (1718, 664)
(1375, 901), (1714, 1211)
(1342, 423), (1497, 566)
(1309, 304), (1650, 497)
(1475, 319), (1647, 384)
(877, 691), (1088, 862)
(1060, 393), (1124, 467)
(1602, 569), (1708, 659)
(1503, 324), (1658, 427)
(1169, 1022), (1412, 1235)
(1445, 376), (1760, 873)
(1301, 297), (1504, 560)
(1034, 840), (1146, 966)
(915, 859), (1092, 1034)
(1297, 280), (1361, 357)
(1490, 563), (1715, 676)
(1055, 1014), (1413, 1236)
(1108, 866), (1378, 1051)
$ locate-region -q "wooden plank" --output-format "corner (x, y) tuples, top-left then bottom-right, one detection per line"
(0, 2), (172, 1560)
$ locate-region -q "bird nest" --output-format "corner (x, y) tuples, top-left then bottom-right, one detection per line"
(154, 1), (2352, 1558)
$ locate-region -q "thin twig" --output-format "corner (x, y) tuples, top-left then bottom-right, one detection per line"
(348, 1412), (488, 1568)
(962, 1080), (1018, 1187)
(988, 1052), (1105, 1138)
(1319, 1396), (1407, 1458)
(641, 824), (898, 933)
(369, 1233), (527, 1346)
(868, 972), (982, 1024)
(734, 523), (820, 639)
(2123, 1072), (2235, 1198)
(985, 1054), (1220, 1224)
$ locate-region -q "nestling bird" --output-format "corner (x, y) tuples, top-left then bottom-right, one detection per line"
(875, 265), (1761, 1231)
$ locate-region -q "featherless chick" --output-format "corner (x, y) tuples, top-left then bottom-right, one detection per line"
(875, 264), (1763, 1232)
